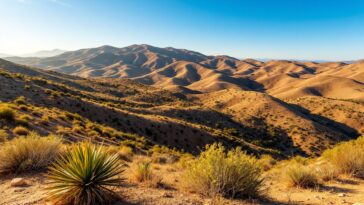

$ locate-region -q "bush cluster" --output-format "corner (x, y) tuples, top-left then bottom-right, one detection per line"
(183, 143), (264, 198)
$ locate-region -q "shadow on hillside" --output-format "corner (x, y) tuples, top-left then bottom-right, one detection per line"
(243, 116), (306, 157)
(287, 102), (360, 139)
(267, 95), (360, 140)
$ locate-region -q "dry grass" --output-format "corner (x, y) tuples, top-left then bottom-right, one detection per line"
(119, 145), (134, 161)
(259, 154), (277, 171)
(323, 136), (364, 178)
(0, 129), (8, 142)
(284, 163), (319, 188)
(106, 145), (134, 161)
(0, 132), (62, 175)
(315, 163), (339, 182)
(182, 143), (264, 199)
(129, 158), (162, 188)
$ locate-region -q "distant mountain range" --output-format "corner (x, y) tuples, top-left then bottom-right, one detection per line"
(0, 53), (11, 58)
(20, 49), (67, 57)
(5, 44), (364, 100)
(0, 49), (66, 58)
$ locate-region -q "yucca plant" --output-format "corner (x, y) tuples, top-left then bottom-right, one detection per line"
(46, 142), (125, 205)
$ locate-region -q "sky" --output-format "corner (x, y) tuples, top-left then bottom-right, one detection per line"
(1, 0), (364, 60)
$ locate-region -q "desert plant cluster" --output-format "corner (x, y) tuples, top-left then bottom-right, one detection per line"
(1, 127), (364, 204)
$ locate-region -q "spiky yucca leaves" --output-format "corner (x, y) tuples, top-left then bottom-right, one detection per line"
(46, 142), (124, 205)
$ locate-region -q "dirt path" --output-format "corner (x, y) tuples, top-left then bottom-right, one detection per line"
(268, 177), (364, 205)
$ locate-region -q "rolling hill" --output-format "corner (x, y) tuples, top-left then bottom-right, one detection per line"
(5, 45), (364, 101)
(1, 57), (362, 157)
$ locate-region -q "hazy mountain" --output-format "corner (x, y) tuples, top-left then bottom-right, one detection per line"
(20, 49), (67, 57)
(0, 53), (12, 58)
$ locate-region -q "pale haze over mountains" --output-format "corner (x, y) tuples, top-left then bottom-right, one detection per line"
(20, 49), (67, 58)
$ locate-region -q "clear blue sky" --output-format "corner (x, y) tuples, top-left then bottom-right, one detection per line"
(1, 0), (364, 60)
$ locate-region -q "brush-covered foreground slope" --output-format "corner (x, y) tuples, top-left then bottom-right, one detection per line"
(6, 45), (364, 100)
(0, 58), (360, 156)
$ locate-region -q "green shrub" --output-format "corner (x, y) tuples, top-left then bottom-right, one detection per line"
(323, 136), (364, 178)
(183, 143), (263, 199)
(46, 142), (124, 204)
(13, 126), (29, 136)
(0, 132), (61, 175)
(284, 163), (319, 188)
(0, 105), (15, 121)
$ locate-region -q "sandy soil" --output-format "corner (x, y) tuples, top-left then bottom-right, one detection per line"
(1, 171), (364, 205)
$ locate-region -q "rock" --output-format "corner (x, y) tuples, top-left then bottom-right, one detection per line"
(10, 178), (29, 187)
(162, 192), (173, 198)
(338, 193), (346, 197)
(13, 188), (25, 192)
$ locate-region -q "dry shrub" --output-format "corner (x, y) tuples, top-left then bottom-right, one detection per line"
(284, 163), (319, 188)
(0, 129), (8, 142)
(0, 105), (15, 121)
(130, 158), (162, 188)
(14, 96), (26, 105)
(177, 153), (195, 169)
(151, 153), (178, 164)
(71, 125), (83, 133)
(315, 163), (339, 182)
(13, 126), (29, 136)
(119, 145), (133, 161)
(0, 132), (62, 175)
(16, 114), (32, 126)
(323, 136), (364, 178)
(259, 154), (277, 171)
(106, 145), (133, 161)
(183, 143), (264, 199)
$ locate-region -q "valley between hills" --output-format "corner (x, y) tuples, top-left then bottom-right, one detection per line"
(1, 44), (364, 205)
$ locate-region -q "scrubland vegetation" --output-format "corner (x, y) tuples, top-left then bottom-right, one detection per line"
(182, 143), (263, 198)
(0, 132), (61, 175)
(1, 126), (364, 204)
(46, 142), (124, 205)
(1, 59), (364, 204)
